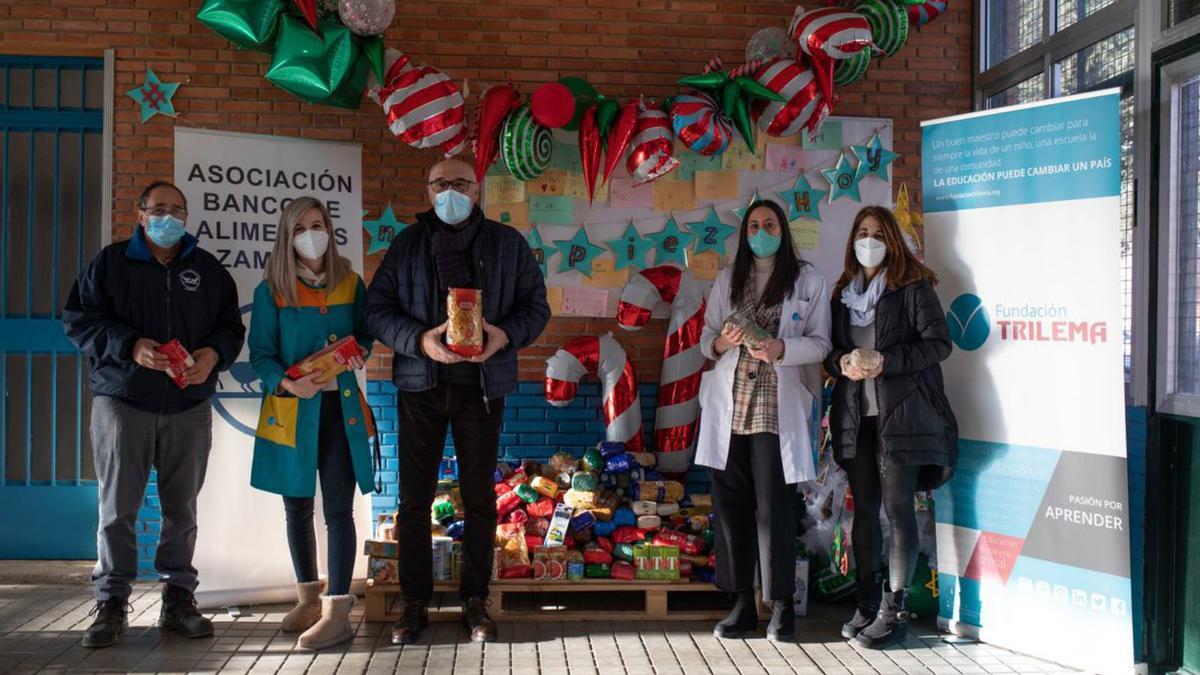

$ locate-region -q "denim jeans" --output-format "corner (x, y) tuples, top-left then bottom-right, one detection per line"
(283, 391), (357, 595)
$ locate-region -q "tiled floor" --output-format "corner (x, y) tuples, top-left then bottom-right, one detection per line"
(0, 583), (1082, 674)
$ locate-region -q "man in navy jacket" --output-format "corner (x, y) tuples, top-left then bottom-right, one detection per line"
(63, 181), (244, 649)
(366, 158), (549, 645)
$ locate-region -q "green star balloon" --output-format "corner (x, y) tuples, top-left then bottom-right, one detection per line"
(647, 216), (695, 267)
(820, 151), (865, 203)
(686, 207), (737, 256)
(851, 131), (899, 183)
(527, 226), (558, 277)
(125, 69), (180, 123)
(605, 222), (654, 271)
(731, 189), (767, 223)
(196, 0), (285, 52)
(554, 227), (607, 277)
(777, 175), (827, 222)
(363, 203), (406, 255)
(265, 15), (367, 109)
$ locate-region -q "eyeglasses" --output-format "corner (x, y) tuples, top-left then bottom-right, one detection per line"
(427, 178), (476, 193)
(144, 206), (188, 218)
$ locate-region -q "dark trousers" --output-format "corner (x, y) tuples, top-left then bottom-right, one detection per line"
(283, 391), (357, 596)
(845, 416), (921, 591)
(396, 383), (504, 602)
(710, 432), (796, 601)
(90, 396), (212, 601)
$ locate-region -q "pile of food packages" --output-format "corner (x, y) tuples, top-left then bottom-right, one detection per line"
(438, 441), (715, 582)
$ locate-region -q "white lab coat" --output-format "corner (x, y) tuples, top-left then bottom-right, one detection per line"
(696, 264), (832, 484)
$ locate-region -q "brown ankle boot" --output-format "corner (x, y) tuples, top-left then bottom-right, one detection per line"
(463, 596), (497, 643)
(281, 580), (325, 633)
(391, 600), (429, 645)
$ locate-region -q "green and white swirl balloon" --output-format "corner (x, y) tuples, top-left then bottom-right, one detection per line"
(501, 104), (552, 182)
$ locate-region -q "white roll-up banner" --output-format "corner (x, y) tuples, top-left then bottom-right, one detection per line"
(174, 128), (369, 608)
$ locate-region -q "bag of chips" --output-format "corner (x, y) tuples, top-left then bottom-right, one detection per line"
(495, 522), (530, 578)
(446, 288), (484, 356)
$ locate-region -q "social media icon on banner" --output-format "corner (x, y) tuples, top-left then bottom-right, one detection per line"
(1054, 585), (1069, 602)
(1072, 589), (1088, 607)
(1091, 593), (1108, 612)
(1111, 598), (1127, 616)
(1017, 577), (1033, 594)
(1035, 581), (1051, 598)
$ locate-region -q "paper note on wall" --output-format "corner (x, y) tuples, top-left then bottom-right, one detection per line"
(583, 255), (630, 289)
(721, 142), (763, 171)
(789, 218), (820, 250)
(765, 144), (805, 174)
(529, 195), (575, 225)
(528, 170), (568, 196)
(675, 143), (722, 180)
(653, 180), (695, 212)
(803, 120), (843, 150)
(485, 202), (530, 228)
(610, 178), (654, 208)
(694, 170), (740, 199)
(560, 286), (609, 317)
(548, 140), (583, 173)
(564, 173), (610, 203)
(485, 175), (526, 204)
(688, 250), (721, 281)
(546, 286), (564, 315)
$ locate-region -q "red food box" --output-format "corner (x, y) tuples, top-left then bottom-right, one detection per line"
(285, 336), (364, 382)
(157, 339), (193, 389)
(611, 560), (636, 581)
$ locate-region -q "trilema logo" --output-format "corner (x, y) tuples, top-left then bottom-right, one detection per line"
(947, 293), (990, 351)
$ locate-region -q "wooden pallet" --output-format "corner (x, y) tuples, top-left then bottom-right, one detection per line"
(365, 578), (747, 622)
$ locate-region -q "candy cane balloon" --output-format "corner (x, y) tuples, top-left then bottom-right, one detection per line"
(616, 266), (706, 474)
(545, 333), (644, 452)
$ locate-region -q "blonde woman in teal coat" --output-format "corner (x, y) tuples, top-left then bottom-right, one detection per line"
(248, 196), (375, 650)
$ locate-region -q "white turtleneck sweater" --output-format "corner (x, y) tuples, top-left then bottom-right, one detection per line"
(752, 253), (775, 302)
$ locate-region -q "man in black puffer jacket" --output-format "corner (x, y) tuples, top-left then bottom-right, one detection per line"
(366, 158), (549, 646)
(63, 181), (245, 650)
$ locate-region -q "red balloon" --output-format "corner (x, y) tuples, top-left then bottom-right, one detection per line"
(531, 82), (574, 129)
(473, 83), (521, 185)
(294, 0), (319, 30)
(579, 105), (602, 204)
(602, 99), (640, 186)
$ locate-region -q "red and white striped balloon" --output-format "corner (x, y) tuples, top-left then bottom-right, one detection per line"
(789, 6), (874, 60)
(545, 333), (644, 453)
(754, 58), (831, 139)
(670, 92), (733, 157)
(368, 49), (468, 158)
(626, 104), (679, 185)
(616, 267), (706, 474)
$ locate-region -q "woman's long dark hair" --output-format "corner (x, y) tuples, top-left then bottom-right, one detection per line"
(729, 199), (805, 308)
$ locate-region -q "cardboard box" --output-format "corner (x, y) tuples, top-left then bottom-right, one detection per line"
(363, 539), (399, 559)
(793, 558), (810, 617)
(633, 544), (680, 580)
(368, 557), (399, 584)
(285, 336), (364, 382)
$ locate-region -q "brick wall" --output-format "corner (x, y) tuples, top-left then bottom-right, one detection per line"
(1, 0), (972, 576)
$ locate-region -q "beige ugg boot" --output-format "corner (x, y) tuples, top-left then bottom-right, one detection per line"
(281, 580), (325, 633)
(297, 594), (356, 650)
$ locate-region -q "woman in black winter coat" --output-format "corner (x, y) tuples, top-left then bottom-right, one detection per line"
(823, 205), (958, 650)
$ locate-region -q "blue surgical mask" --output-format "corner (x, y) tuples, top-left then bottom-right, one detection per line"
(433, 188), (473, 226)
(747, 229), (782, 258)
(145, 214), (186, 248)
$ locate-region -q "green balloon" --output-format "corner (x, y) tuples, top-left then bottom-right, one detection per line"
(361, 36), (385, 87)
(678, 71), (728, 91)
(266, 16), (365, 109)
(596, 97), (620, 138)
(197, 0), (285, 52)
(735, 76), (785, 102)
(560, 76), (599, 131)
(732, 99), (756, 154)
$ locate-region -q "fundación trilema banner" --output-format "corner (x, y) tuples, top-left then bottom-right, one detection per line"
(921, 89), (1134, 673)
(173, 127), (370, 607)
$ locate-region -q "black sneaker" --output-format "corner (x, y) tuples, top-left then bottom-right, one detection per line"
(158, 584), (214, 638)
(82, 598), (129, 648)
(391, 599), (429, 645)
(463, 596), (497, 643)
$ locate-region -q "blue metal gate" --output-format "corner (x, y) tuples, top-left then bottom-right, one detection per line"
(0, 55), (106, 558)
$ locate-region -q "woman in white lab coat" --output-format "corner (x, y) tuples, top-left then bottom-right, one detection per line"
(697, 199), (831, 642)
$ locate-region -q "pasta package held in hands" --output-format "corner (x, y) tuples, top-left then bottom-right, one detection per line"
(723, 311), (773, 351)
(446, 288), (484, 356)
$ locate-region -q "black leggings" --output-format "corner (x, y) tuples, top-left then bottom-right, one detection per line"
(845, 416), (920, 592)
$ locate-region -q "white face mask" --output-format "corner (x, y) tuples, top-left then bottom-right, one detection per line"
(854, 237), (887, 269)
(293, 229), (330, 261)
